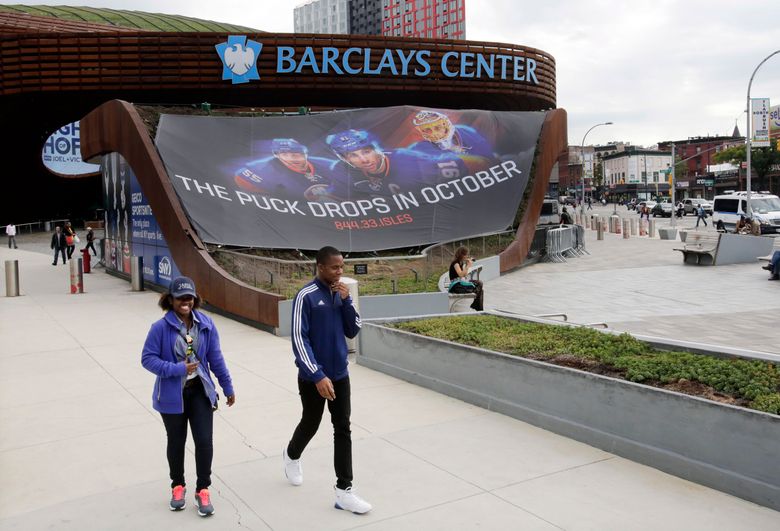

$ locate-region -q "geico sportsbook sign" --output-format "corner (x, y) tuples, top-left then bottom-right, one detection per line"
(216, 35), (540, 85)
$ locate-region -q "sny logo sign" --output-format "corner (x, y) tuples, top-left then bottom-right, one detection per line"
(215, 36), (262, 84)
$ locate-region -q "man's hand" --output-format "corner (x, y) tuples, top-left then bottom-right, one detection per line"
(331, 281), (350, 300)
(315, 377), (336, 401)
(226, 394), (236, 407)
(185, 361), (199, 375)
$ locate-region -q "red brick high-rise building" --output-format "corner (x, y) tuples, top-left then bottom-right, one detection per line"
(382, 0), (466, 40)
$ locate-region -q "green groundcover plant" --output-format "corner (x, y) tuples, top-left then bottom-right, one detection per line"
(391, 315), (780, 415)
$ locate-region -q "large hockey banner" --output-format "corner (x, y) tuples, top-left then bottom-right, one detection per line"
(155, 106), (546, 251)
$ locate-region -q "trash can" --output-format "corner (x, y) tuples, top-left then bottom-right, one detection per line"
(81, 248), (91, 273)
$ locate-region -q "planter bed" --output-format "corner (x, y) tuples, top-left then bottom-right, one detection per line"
(357, 313), (780, 511)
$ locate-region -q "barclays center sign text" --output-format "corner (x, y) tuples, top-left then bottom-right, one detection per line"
(216, 36), (540, 85)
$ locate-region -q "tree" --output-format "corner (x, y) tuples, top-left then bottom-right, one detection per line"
(713, 140), (779, 193)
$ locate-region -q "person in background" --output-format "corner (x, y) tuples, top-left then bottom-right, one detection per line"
(448, 246), (484, 312)
(63, 221), (76, 259)
(82, 227), (97, 256)
(5, 222), (18, 249)
(283, 246), (371, 514)
(560, 206), (573, 225)
(734, 215), (750, 234)
(695, 204), (708, 228)
(50, 226), (67, 265)
(762, 250), (780, 281)
(676, 201), (685, 218)
(141, 276), (236, 517)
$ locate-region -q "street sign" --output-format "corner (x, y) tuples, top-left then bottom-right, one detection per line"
(353, 264), (368, 275)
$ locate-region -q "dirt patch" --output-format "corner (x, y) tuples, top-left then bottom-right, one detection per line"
(524, 354), (748, 406)
(654, 379), (749, 407)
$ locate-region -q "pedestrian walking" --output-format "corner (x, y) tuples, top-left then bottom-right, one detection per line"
(283, 246), (372, 514)
(63, 221), (76, 259)
(50, 226), (67, 265)
(141, 276), (236, 517)
(586, 197), (592, 210)
(5, 222), (18, 248)
(82, 227), (97, 256)
(676, 201), (684, 218)
(695, 204), (708, 227)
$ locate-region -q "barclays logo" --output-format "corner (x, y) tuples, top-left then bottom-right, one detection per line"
(215, 35), (262, 84)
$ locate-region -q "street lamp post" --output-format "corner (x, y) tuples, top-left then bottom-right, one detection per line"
(670, 144), (677, 227)
(581, 122), (613, 219)
(745, 49), (779, 217)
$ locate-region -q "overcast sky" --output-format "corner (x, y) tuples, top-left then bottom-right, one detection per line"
(6, 0), (779, 146)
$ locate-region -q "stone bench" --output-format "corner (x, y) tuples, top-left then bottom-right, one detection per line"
(674, 232), (774, 266)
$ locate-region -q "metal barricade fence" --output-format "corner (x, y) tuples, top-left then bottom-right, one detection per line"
(545, 226), (575, 262)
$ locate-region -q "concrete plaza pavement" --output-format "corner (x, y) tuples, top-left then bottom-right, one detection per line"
(1, 227), (779, 530)
(488, 204), (780, 354)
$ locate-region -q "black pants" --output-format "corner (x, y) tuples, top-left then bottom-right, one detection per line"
(696, 215), (707, 227)
(83, 241), (97, 255)
(8, 236), (17, 248)
(52, 247), (67, 264)
(160, 378), (214, 492)
(66, 244), (76, 258)
(287, 376), (353, 490)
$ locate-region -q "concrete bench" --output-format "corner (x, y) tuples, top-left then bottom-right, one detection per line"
(674, 232), (774, 266)
(438, 264), (483, 312)
(674, 232), (720, 265)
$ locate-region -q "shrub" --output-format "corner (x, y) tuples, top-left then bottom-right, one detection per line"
(391, 315), (780, 414)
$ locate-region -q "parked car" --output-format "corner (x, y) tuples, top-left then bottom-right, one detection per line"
(712, 192), (780, 234)
(560, 196), (577, 206)
(651, 202), (673, 217)
(683, 198), (713, 215)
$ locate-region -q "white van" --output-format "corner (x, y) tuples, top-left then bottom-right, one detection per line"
(538, 198), (560, 225)
(711, 192), (780, 234)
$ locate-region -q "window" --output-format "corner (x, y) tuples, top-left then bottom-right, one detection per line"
(713, 198), (738, 213)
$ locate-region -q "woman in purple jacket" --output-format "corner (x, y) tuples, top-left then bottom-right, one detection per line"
(141, 276), (235, 517)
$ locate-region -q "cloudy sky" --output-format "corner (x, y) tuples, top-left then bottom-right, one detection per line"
(6, 0), (779, 146)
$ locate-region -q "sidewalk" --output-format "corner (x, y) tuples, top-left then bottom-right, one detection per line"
(1, 242), (779, 530)
(489, 205), (780, 354)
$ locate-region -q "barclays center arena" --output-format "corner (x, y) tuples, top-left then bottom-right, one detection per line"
(1, 4), (566, 329)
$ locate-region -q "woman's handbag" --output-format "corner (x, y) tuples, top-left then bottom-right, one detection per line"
(448, 279), (476, 294)
(74, 235), (80, 244)
(65, 235), (74, 246)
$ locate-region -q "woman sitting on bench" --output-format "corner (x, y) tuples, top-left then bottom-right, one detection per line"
(449, 246), (484, 311)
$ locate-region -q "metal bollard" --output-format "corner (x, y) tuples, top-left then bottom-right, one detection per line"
(591, 215), (598, 231)
(5, 260), (19, 297)
(585, 215), (590, 229)
(597, 220), (604, 240)
(341, 276), (360, 355)
(648, 219), (656, 238)
(69, 257), (83, 294)
(631, 218), (638, 236)
(130, 256), (144, 291)
(612, 215), (621, 234)
(623, 219), (630, 239)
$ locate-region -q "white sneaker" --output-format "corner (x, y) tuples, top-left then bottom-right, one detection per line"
(283, 447), (303, 486)
(334, 486), (372, 514)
